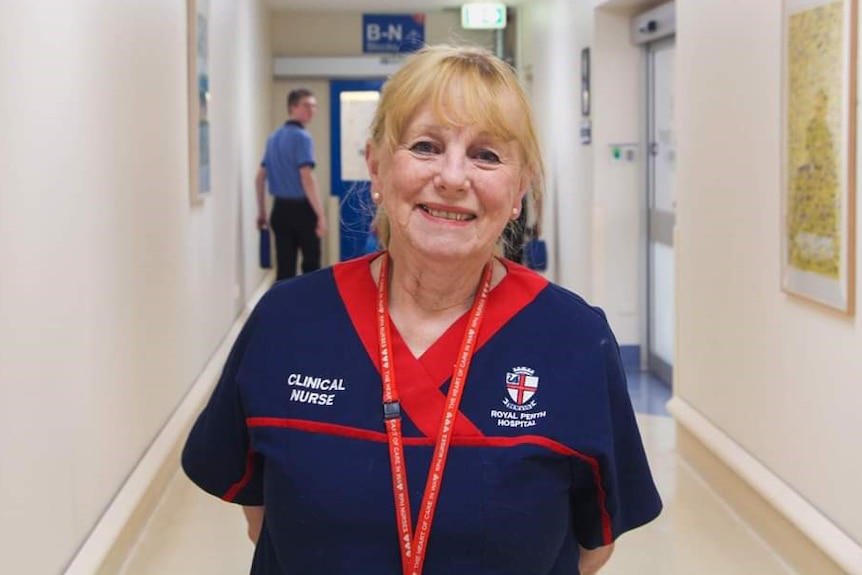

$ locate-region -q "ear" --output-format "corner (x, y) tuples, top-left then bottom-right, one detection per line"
(365, 141), (381, 190)
(513, 171), (530, 212)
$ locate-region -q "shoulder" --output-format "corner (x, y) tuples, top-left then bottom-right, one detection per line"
(266, 125), (287, 145)
(254, 267), (338, 321)
(294, 127), (313, 144)
(543, 283), (609, 326)
(503, 261), (612, 338)
(255, 256), (374, 317)
(505, 270), (614, 348)
(544, 283), (615, 344)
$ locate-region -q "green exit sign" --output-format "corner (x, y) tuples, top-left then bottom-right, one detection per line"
(461, 3), (507, 29)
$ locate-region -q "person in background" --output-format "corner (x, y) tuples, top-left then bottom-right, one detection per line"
(184, 44), (661, 575)
(256, 88), (327, 281)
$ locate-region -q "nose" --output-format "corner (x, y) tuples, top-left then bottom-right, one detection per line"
(434, 150), (469, 192)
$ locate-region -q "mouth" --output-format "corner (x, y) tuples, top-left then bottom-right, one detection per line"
(418, 204), (476, 222)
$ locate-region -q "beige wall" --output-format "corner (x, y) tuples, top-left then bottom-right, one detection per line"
(675, 0), (862, 546)
(0, 0), (271, 572)
(270, 10), (495, 56)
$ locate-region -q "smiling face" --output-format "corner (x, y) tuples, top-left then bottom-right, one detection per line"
(366, 45), (544, 263)
(367, 103), (527, 264)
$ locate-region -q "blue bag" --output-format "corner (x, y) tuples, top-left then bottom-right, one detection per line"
(259, 228), (272, 269)
(524, 238), (547, 271)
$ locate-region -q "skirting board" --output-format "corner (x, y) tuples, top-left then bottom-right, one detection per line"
(63, 272), (274, 575)
(668, 397), (862, 575)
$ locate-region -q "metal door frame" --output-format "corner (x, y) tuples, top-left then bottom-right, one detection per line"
(645, 35), (676, 386)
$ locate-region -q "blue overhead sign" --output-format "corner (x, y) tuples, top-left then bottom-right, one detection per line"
(363, 14), (425, 54)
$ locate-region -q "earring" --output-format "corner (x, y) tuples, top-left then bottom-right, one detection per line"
(372, 191), (382, 203)
(511, 207), (520, 219)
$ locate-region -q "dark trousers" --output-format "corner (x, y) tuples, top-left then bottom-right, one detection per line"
(270, 198), (321, 281)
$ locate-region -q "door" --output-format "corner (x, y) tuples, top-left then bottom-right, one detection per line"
(330, 80), (384, 261)
(646, 37), (676, 385)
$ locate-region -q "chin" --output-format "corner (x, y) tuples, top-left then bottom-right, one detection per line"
(408, 238), (491, 263)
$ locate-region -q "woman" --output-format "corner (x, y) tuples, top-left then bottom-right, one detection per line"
(183, 44), (661, 575)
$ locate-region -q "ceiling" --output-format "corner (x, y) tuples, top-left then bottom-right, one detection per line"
(263, 0), (468, 11)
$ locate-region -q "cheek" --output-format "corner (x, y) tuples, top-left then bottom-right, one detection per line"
(478, 177), (522, 213)
(384, 161), (428, 198)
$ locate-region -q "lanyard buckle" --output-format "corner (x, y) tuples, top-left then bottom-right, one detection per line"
(383, 400), (401, 421)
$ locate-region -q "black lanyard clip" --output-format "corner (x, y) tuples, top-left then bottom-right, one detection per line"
(383, 400), (401, 421)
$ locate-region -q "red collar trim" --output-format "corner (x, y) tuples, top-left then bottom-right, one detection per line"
(333, 255), (549, 438)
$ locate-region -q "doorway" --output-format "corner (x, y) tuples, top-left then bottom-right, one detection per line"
(646, 36), (676, 385)
(330, 79), (384, 261)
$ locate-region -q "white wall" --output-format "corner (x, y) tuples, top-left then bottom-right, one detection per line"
(518, 0), (644, 345)
(675, 0), (862, 547)
(591, 7), (644, 343)
(239, 0), (275, 302)
(518, 0), (594, 297)
(0, 0), (271, 572)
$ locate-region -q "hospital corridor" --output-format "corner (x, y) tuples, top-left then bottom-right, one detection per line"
(1, 0), (860, 574)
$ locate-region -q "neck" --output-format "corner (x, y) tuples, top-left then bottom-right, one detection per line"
(385, 248), (492, 315)
(372, 249), (504, 357)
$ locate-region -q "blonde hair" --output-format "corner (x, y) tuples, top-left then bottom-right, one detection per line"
(367, 44), (545, 249)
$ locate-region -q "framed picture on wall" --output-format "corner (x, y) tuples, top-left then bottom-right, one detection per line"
(188, 0), (211, 204)
(780, 0), (857, 314)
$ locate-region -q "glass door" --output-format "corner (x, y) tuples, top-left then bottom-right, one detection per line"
(647, 37), (676, 385)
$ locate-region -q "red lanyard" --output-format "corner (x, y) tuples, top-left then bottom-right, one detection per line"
(376, 253), (492, 575)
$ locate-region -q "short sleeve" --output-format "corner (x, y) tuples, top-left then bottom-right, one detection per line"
(181, 307), (264, 506)
(570, 315), (662, 548)
(296, 131), (315, 169)
(260, 137), (271, 168)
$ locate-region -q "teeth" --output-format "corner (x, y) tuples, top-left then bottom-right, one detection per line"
(421, 205), (474, 221)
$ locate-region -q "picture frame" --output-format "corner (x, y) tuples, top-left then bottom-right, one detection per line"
(780, 0), (857, 314)
(187, 0), (211, 204)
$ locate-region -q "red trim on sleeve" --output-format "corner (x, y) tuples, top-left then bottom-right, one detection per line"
(223, 449), (257, 502)
(246, 415), (612, 542)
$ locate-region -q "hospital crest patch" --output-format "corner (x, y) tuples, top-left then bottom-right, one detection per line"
(492, 366), (547, 426)
(506, 367), (539, 405)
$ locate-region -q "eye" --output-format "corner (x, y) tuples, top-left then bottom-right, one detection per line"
(409, 140), (440, 155)
(474, 149), (501, 164)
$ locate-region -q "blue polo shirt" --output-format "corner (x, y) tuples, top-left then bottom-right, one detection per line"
(261, 120), (315, 200)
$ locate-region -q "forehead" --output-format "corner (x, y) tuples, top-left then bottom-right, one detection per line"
(403, 107), (497, 140)
(403, 91), (522, 143)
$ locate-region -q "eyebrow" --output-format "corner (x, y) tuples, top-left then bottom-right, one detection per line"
(406, 122), (506, 141)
